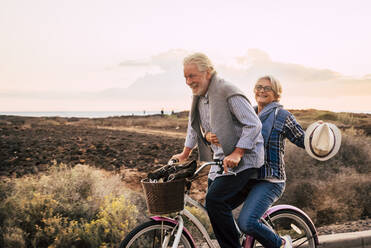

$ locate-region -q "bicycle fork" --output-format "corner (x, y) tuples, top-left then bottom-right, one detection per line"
(162, 215), (184, 248)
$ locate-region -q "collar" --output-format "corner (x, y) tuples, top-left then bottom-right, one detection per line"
(200, 92), (209, 103)
(200, 72), (216, 103)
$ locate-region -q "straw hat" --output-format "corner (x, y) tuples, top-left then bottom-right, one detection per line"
(304, 121), (341, 161)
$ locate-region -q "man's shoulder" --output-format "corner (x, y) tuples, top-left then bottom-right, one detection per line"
(212, 75), (245, 97)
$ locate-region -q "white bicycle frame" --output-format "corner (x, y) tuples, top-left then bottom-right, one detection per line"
(151, 161), (243, 248)
(149, 161), (318, 248)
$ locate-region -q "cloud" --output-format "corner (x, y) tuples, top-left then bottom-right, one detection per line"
(119, 59), (150, 67)
(2, 49), (370, 112)
(217, 49), (369, 101)
(119, 49), (189, 71)
(236, 48), (272, 65)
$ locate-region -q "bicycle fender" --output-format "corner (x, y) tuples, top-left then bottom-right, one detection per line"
(264, 204), (314, 226)
(264, 204), (319, 245)
(150, 216), (196, 246)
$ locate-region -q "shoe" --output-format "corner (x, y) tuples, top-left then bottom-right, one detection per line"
(281, 235), (293, 248)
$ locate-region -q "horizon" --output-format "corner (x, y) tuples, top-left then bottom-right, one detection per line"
(1, 108), (370, 119)
(1, 0), (371, 113)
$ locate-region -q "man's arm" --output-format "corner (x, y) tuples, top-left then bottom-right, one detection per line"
(223, 95), (262, 169)
(171, 115), (197, 163)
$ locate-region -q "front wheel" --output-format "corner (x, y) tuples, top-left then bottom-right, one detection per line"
(252, 209), (318, 248)
(120, 220), (195, 248)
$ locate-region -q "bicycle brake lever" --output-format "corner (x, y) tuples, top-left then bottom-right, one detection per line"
(223, 170), (237, 176)
(214, 160), (237, 176)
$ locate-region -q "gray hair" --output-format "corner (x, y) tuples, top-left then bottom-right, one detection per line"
(183, 52), (216, 75)
(256, 75), (282, 101)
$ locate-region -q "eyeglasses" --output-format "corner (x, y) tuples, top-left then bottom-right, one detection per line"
(254, 85), (273, 92)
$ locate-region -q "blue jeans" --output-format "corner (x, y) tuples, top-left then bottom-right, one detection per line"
(238, 180), (285, 248)
(206, 172), (284, 248)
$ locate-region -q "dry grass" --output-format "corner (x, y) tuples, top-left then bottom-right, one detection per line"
(1, 108), (370, 238)
(281, 132), (371, 226)
(0, 164), (143, 248)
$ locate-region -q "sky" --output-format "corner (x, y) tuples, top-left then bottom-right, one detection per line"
(1, 0), (370, 113)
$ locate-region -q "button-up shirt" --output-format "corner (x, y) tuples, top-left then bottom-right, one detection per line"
(185, 93), (264, 180)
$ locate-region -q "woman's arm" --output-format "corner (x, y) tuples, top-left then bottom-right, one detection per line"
(283, 114), (305, 148)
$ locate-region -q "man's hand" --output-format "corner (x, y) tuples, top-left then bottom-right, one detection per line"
(223, 148), (245, 173)
(205, 132), (221, 146)
(171, 147), (192, 164)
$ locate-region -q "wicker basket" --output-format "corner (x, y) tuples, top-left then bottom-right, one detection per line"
(141, 178), (185, 215)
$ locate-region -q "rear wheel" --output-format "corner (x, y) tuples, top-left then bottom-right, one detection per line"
(120, 220), (195, 248)
(252, 209), (318, 248)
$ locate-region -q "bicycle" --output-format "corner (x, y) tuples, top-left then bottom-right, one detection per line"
(120, 160), (319, 248)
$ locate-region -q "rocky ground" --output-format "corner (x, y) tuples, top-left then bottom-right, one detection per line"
(0, 115), (195, 177)
(0, 115), (370, 235)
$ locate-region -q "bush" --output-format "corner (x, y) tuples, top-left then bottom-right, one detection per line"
(315, 112), (338, 121)
(281, 131), (371, 226)
(0, 164), (141, 248)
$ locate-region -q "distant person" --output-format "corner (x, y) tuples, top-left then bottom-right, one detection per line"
(171, 52), (267, 248)
(161, 109), (164, 116)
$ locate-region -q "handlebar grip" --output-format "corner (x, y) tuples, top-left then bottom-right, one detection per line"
(214, 159), (223, 167)
(214, 159), (224, 175)
(168, 158), (179, 165)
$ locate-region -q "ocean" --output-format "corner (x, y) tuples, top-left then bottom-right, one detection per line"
(0, 111), (173, 118)
(0, 110), (369, 118)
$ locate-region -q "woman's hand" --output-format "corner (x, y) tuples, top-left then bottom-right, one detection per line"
(223, 148), (245, 173)
(205, 132), (221, 146)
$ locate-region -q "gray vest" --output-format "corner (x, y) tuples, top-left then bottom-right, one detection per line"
(190, 74), (250, 161)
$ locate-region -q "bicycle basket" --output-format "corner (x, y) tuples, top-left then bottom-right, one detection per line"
(141, 178), (185, 215)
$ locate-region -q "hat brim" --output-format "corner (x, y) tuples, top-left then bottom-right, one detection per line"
(304, 122), (342, 161)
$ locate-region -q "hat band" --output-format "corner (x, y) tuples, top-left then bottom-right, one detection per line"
(309, 126), (336, 158)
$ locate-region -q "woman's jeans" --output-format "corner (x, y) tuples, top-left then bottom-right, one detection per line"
(206, 170), (285, 248)
(238, 180), (285, 248)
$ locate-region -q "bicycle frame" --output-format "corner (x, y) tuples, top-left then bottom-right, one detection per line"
(145, 161), (319, 248)
(151, 194), (218, 248)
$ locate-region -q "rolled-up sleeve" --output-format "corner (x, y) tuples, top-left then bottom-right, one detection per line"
(228, 95), (263, 150)
(184, 117), (198, 149)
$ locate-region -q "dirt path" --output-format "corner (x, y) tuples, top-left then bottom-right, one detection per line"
(97, 126), (186, 138)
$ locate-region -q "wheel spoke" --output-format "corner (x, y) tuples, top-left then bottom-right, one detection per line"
(292, 234), (315, 248)
(251, 210), (317, 248)
(120, 220), (193, 248)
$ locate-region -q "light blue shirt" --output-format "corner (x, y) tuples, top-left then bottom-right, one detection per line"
(185, 94), (264, 180)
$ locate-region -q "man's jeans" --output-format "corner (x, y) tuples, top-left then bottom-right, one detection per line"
(206, 171), (285, 248)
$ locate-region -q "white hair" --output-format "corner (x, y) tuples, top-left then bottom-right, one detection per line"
(256, 75), (282, 101)
(183, 52), (216, 75)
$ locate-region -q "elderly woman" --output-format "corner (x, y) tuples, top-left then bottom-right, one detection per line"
(242, 75), (306, 247)
(206, 75), (305, 248)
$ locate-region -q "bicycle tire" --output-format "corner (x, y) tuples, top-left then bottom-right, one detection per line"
(251, 209), (318, 248)
(120, 220), (195, 248)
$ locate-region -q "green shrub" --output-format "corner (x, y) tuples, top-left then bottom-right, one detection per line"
(315, 112), (338, 121)
(0, 164), (140, 248)
(282, 131), (371, 226)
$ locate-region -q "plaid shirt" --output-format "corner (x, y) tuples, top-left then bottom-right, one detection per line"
(260, 111), (305, 181)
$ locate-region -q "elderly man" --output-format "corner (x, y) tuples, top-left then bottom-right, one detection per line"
(172, 53), (264, 248)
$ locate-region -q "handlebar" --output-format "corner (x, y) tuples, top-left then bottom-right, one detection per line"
(193, 160), (223, 177)
(149, 159), (234, 183)
(165, 159), (224, 181)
